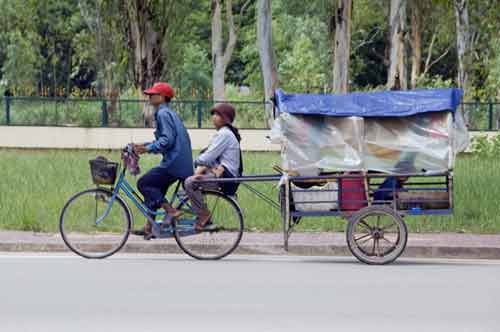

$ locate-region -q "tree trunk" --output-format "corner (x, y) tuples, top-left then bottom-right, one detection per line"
(454, 0), (471, 91)
(211, 0), (226, 101)
(79, 0), (124, 126)
(328, 9), (336, 81)
(257, 0), (279, 126)
(332, 0), (352, 94)
(211, 0), (250, 101)
(387, 0), (408, 90)
(410, 0), (422, 89)
(124, 0), (167, 126)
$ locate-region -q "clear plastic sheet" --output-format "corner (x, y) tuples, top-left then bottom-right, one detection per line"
(364, 113), (452, 173)
(452, 110), (470, 154)
(271, 111), (469, 174)
(272, 113), (363, 175)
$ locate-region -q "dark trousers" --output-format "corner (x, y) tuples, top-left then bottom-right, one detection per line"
(137, 167), (179, 212)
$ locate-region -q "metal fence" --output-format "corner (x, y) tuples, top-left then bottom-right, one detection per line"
(460, 102), (500, 131)
(0, 97), (269, 129)
(0, 96), (499, 131)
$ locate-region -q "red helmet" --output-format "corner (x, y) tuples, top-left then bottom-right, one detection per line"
(144, 82), (175, 99)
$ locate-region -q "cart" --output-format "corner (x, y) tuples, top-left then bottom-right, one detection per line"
(197, 87), (467, 264)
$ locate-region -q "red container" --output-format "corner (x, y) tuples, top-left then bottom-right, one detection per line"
(340, 173), (368, 211)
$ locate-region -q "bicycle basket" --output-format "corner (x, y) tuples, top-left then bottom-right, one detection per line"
(89, 158), (119, 185)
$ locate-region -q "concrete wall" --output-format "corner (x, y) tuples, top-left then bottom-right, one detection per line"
(0, 126), (281, 151)
(0, 126), (495, 152)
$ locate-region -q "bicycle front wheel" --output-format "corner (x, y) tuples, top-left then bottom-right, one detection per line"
(59, 188), (132, 259)
(174, 190), (244, 260)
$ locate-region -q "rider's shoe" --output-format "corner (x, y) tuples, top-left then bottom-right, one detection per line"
(131, 228), (156, 240)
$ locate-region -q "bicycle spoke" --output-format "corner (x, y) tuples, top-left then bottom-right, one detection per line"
(210, 197), (221, 219)
(357, 234), (374, 246)
(381, 236), (396, 247)
(381, 223), (398, 232)
(381, 237), (395, 245)
(347, 208), (408, 264)
(94, 196), (98, 225)
(354, 233), (372, 242)
(359, 220), (373, 232)
(174, 191), (243, 260)
(60, 189), (130, 259)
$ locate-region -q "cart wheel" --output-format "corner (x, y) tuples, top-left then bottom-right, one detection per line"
(346, 206), (407, 265)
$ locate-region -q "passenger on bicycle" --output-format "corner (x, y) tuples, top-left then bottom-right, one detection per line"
(131, 82), (193, 237)
(184, 103), (243, 230)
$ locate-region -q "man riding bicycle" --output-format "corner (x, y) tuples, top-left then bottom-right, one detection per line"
(131, 82), (193, 238)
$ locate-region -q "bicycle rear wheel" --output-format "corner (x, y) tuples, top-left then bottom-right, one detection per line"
(59, 188), (132, 259)
(174, 190), (244, 260)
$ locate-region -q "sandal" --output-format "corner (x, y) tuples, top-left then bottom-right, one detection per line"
(194, 214), (212, 231)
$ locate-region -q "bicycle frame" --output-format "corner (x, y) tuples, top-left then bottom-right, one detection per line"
(96, 167), (186, 226)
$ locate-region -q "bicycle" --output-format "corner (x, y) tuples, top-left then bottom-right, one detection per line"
(59, 146), (244, 260)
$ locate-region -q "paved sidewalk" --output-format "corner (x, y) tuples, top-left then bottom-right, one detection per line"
(1, 231), (500, 259)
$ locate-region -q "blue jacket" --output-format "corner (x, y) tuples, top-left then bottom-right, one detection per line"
(145, 104), (193, 178)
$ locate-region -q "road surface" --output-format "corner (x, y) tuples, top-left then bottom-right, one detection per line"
(1, 253), (499, 332)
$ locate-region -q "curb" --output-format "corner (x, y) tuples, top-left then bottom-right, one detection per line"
(1, 241), (500, 260)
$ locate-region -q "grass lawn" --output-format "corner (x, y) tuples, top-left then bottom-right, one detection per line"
(0, 148), (499, 234)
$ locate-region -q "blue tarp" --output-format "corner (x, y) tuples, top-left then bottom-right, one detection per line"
(274, 88), (463, 117)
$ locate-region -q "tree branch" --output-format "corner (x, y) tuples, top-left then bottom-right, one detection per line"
(240, 0), (252, 17)
(423, 28), (438, 75)
(235, 0), (253, 35)
(353, 28), (381, 52)
(222, 0), (237, 68)
(426, 47), (450, 74)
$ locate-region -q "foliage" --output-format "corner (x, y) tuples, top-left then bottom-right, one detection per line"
(1, 31), (42, 89)
(0, 0), (499, 100)
(179, 43), (212, 99)
(350, 0), (387, 88)
(471, 132), (500, 158)
(485, 38), (500, 100)
(278, 33), (328, 92)
(416, 75), (455, 89)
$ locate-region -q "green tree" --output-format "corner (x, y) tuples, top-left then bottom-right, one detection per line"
(279, 33), (327, 92)
(1, 31), (41, 91)
(486, 38), (500, 100)
(0, 0), (41, 93)
(180, 43), (212, 98)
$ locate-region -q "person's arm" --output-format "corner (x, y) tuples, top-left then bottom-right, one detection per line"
(145, 111), (177, 154)
(195, 131), (230, 167)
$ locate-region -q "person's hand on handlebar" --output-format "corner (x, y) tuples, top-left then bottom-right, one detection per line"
(133, 144), (148, 155)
